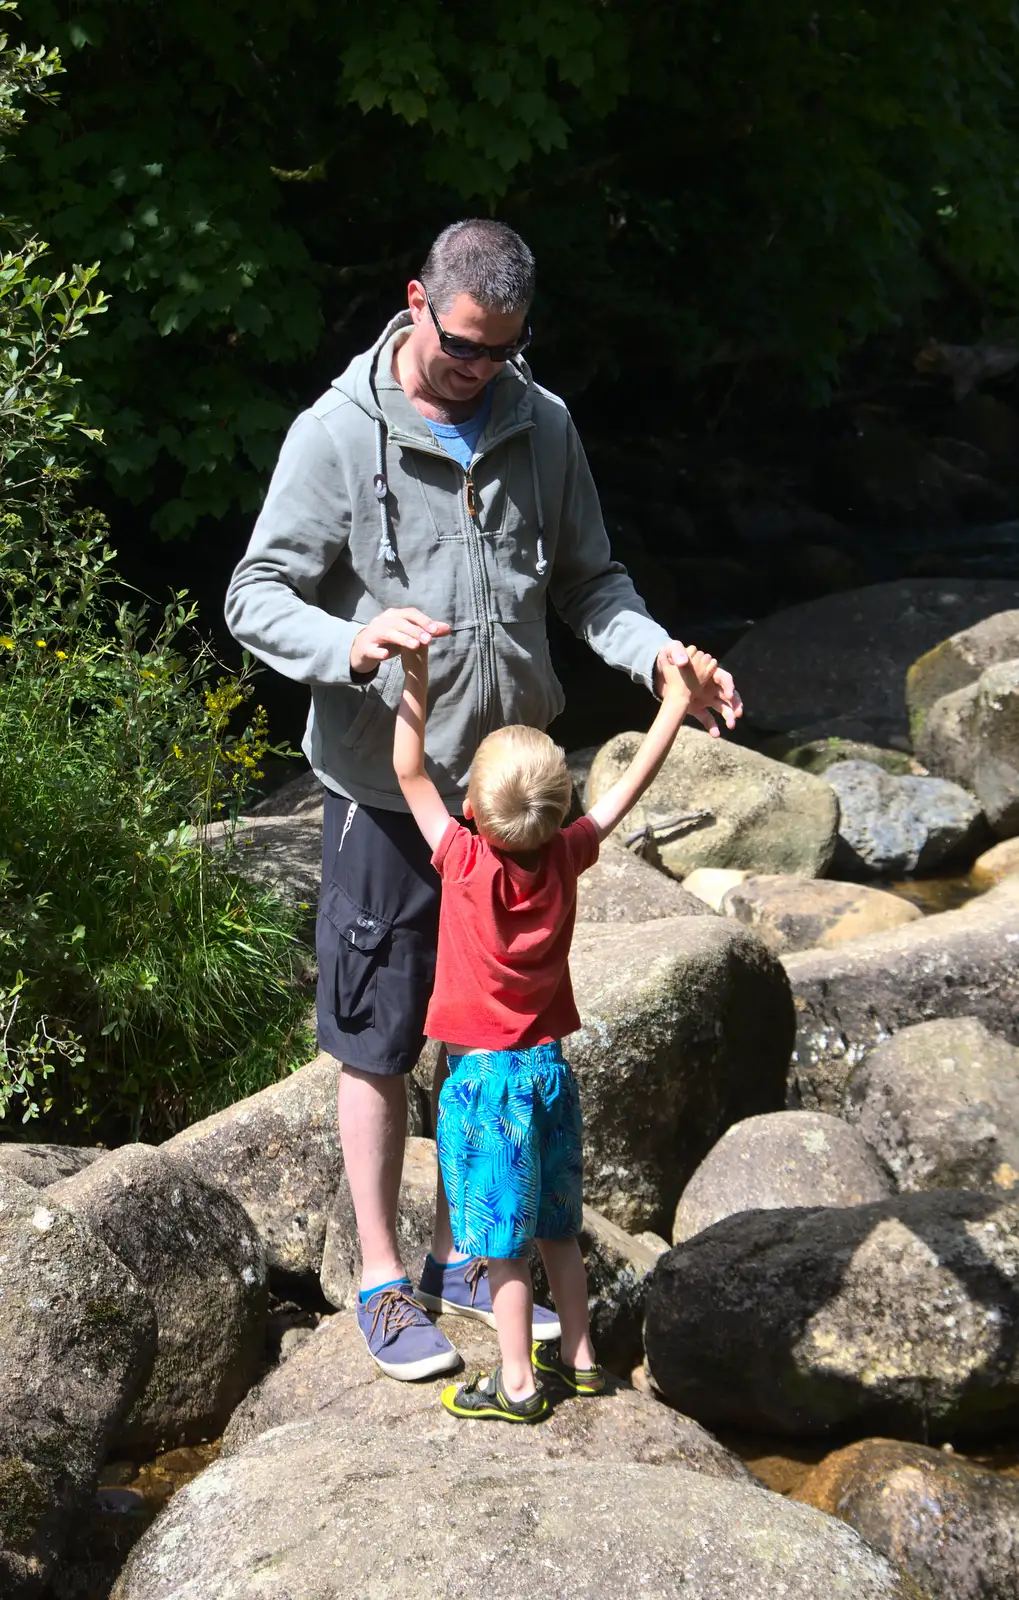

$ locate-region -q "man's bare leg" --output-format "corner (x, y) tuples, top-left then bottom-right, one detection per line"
(429, 1046), (470, 1264)
(337, 1065), (408, 1292)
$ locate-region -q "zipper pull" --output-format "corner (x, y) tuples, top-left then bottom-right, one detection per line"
(465, 474), (477, 521)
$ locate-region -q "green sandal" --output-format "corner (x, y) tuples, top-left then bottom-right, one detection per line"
(441, 1365), (550, 1423)
(532, 1340), (606, 1396)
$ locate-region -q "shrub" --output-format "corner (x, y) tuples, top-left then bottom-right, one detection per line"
(0, 15), (314, 1140)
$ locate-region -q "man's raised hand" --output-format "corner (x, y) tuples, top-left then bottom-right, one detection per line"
(350, 608), (451, 675)
(654, 640), (743, 738)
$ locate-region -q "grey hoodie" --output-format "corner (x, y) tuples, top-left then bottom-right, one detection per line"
(225, 312), (669, 809)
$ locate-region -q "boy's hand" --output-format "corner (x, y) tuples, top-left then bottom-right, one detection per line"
(661, 647), (724, 735)
(350, 608), (450, 674)
(654, 640), (742, 735)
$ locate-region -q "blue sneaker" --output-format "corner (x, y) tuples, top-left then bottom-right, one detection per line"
(416, 1256), (562, 1341)
(356, 1283), (460, 1381)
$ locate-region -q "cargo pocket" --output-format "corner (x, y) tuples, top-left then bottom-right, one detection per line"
(318, 880), (392, 1034)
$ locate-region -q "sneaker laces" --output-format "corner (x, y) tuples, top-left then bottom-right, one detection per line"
(464, 1258), (487, 1305)
(365, 1287), (428, 1343)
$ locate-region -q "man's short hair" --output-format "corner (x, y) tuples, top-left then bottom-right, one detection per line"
(421, 220), (535, 315)
(468, 725), (572, 852)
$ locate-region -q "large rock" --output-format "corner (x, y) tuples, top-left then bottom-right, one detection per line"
(824, 760), (986, 878)
(645, 1189), (1019, 1439)
(907, 608), (1019, 728)
(0, 1172), (156, 1599)
(0, 1145), (99, 1188)
(588, 727), (838, 879)
(323, 1138), (672, 1375)
(672, 1111), (893, 1243)
(565, 916), (795, 1232)
(915, 660), (1019, 838)
(205, 770), (322, 906)
(222, 1305), (748, 1480)
(796, 1438), (1019, 1600)
(725, 579), (1019, 746)
(49, 1144), (267, 1454)
(720, 873), (922, 953)
(971, 836), (1019, 887)
(778, 737), (915, 777)
(844, 1018), (1019, 1193)
(162, 1051), (340, 1286)
(114, 1420), (920, 1600)
(784, 876), (1019, 1112)
(575, 836), (716, 922)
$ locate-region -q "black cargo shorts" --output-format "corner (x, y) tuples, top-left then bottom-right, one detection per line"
(315, 790), (442, 1074)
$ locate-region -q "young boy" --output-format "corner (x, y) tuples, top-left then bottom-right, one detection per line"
(393, 641), (720, 1421)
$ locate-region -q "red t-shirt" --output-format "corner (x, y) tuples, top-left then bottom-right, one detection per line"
(425, 815), (600, 1052)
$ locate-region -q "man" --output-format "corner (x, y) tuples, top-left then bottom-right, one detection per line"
(226, 219), (741, 1381)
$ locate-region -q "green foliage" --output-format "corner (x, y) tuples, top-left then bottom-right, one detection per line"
(0, 481), (315, 1142)
(0, 20), (314, 1136)
(4, 2), (1019, 531)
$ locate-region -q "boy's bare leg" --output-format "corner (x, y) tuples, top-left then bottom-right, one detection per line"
(429, 1046), (470, 1264)
(486, 1257), (538, 1400)
(537, 1237), (597, 1370)
(337, 1066), (408, 1293)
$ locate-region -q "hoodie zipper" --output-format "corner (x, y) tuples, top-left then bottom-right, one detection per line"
(460, 464), (496, 748)
(390, 421), (537, 749)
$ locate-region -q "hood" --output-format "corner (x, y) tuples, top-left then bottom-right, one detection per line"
(330, 310), (540, 571)
(330, 309), (537, 440)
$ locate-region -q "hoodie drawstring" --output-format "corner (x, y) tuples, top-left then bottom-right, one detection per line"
(528, 434), (548, 575)
(373, 418), (397, 567)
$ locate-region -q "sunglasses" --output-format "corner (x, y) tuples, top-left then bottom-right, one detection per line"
(424, 290), (531, 365)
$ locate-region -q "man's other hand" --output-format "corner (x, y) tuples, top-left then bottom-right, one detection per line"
(350, 608), (451, 675)
(654, 641), (743, 738)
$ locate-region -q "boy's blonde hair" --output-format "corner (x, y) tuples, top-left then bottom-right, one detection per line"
(468, 725), (572, 851)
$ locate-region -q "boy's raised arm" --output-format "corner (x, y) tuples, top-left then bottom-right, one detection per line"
(393, 644), (454, 852)
(585, 649), (718, 843)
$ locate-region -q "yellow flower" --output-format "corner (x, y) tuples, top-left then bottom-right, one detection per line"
(0, 636), (14, 650)
(172, 744), (184, 759)
(55, 650), (67, 660)
(35, 638), (46, 648)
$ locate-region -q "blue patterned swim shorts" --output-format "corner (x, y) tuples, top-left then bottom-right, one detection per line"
(436, 1041), (584, 1261)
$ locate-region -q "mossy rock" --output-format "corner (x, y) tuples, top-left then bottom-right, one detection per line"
(778, 737), (914, 777)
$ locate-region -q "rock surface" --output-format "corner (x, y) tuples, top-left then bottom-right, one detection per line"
(589, 726), (838, 879)
(0, 1172), (156, 1599)
(0, 1145), (99, 1188)
(778, 737), (915, 776)
(49, 1144), (267, 1454)
(720, 873), (922, 953)
(824, 760), (986, 877)
(646, 1189), (1019, 1440)
(783, 876), (1019, 1112)
(916, 660), (1019, 839)
(682, 866), (749, 909)
(162, 1051), (340, 1285)
(222, 1306), (747, 1479)
(575, 837), (716, 922)
(971, 836), (1019, 887)
(566, 915), (795, 1232)
(906, 607), (1019, 728)
(205, 769), (322, 906)
(844, 1017), (1019, 1194)
(672, 1111), (894, 1243)
(114, 1417), (921, 1600)
(795, 1437), (1019, 1600)
(724, 578), (1019, 746)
